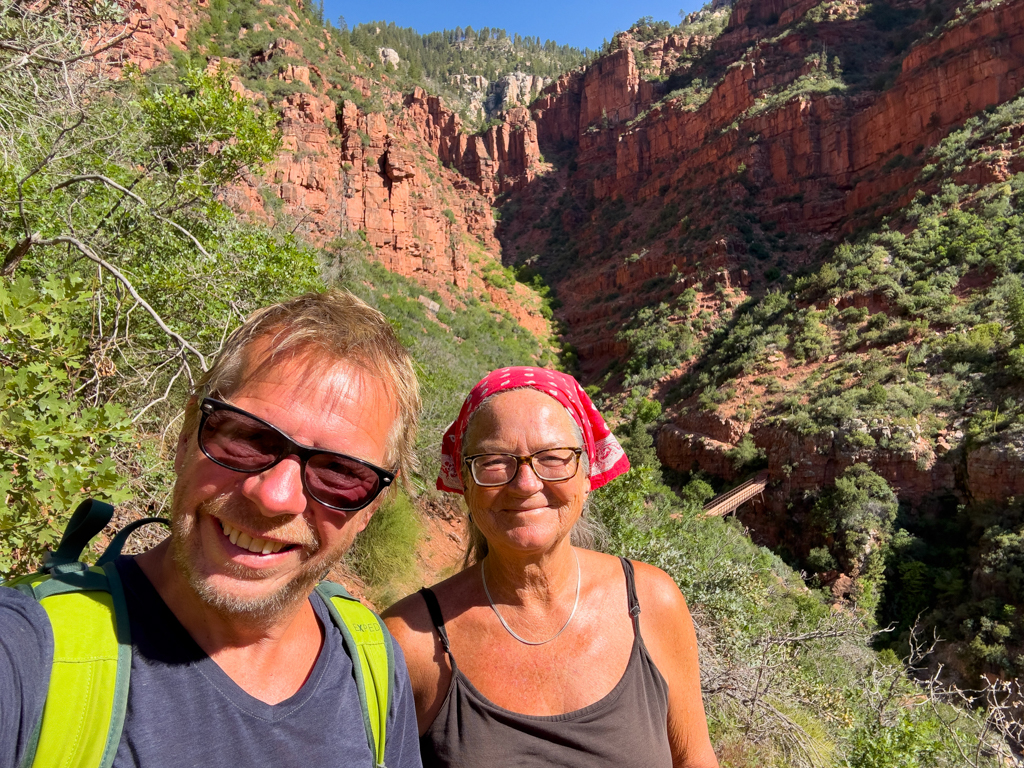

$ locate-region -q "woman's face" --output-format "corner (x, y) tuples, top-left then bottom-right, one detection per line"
(462, 388), (590, 557)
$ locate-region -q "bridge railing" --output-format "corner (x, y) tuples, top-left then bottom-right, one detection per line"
(702, 470), (770, 518)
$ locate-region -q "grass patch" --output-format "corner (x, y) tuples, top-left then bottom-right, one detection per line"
(349, 491), (422, 606)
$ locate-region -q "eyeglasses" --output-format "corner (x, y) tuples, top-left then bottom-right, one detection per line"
(197, 398), (395, 512)
(463, 448), (583, 487)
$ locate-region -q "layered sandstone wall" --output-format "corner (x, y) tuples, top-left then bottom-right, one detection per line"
(99, 0), (551, 334)
(584, 1), (1024, 220)
(221, 81), (548, 334)
(657, 416), (1024, 516)
(101, 0), (196, 70)
(403, 88), (544, 196)
(504, 0), (1024, 238)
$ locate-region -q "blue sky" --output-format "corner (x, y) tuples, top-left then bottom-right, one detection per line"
(324, 0), (707, 52)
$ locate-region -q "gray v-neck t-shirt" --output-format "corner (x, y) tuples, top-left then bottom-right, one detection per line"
(0, 557), (422, 768)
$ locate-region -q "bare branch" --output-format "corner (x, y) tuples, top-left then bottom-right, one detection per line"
(0, 18), (143, 69)
(51, 173), (215, 260)
(38, 235), (207, 370)
(763, 626), (862, 646)
(1, 232), (40, 276)
(132, 360), (186, 423)
(16, 109), (87, 234)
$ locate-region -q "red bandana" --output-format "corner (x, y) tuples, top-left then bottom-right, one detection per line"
(437, 366), (630, 494)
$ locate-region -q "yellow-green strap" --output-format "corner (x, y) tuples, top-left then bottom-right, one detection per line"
(317, 583), (393, 767)
(13, 565), (131, 768)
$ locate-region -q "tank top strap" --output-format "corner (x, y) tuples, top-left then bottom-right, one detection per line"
(619, 558), (642, 637)
(418, 586), (454, 658)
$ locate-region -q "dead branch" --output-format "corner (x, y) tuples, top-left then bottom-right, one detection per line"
(0, 18), (143, 71)
(51, 174), (215, 260)
(132, 359), (186, 423)
(38, 234), (207, 371)
(1, 232), (40, 275)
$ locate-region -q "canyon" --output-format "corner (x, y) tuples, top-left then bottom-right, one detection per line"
(107, 0), (1024, 539)
(489, 0), (1024, 529)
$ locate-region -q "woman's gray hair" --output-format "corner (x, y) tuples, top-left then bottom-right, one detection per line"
(460, 394), (606, 567)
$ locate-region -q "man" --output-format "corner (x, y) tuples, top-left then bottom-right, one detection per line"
(0, 290), (424, 767)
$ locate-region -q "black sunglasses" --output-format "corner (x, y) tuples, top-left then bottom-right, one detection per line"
(197, 398), (395, 512)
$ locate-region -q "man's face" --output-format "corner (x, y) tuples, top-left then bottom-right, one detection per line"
(169, 356), (397, 620)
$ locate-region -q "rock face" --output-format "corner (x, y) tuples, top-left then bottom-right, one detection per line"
(93, 0), (195, 70)
(485, 73), (550, 117)
(404, 88), (543, 196)
(965, 435), (1024, 504)
(488, 0), (1024, 515)
(220, 81), (548, 334)
(515, 0), (1024, 236)
(449, 72), (552, 123)
(529, 0), (1024, 223)
(658, 425), (741, 482)
(100, 0), (551, 335)
(657, 415), (1024, 527)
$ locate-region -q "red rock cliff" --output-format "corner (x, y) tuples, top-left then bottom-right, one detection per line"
(102, 0), (551, 335)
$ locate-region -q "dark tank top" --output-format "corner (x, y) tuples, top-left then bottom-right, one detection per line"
(418, 558), (673, 768)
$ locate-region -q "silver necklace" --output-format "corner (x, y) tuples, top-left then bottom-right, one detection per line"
(481, 549), (581, 646)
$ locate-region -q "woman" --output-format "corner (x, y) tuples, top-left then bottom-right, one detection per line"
(384, 367), (718, 768)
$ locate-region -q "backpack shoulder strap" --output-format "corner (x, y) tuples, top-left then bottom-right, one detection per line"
(11, 562), (131, 768)
(315, 582), (394, 768)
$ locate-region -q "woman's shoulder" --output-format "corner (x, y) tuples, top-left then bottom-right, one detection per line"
(381, 591), (429, 636)
(383, 587), (443, 685)
(382, 569), (476, 653)
(576, 550), (689, 611)
(628, 559), (693, 619)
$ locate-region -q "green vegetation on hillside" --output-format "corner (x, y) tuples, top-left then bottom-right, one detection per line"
(172, 0), (589, 128)
(590, 408), (1016, 767)
(656, 95), (1024, 681)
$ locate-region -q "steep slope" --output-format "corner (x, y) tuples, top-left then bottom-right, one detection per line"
(100, 0), (555, 335)
(491, 0), (1024, 498)
(501, 0), (1024, 357)
(489, 0), (1024, 670)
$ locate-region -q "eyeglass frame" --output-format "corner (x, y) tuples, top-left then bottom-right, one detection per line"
(197, 397), (396, 512)
(462, 447), (584, 488)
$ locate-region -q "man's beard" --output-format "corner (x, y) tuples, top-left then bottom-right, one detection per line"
(170, 492), (340, 624)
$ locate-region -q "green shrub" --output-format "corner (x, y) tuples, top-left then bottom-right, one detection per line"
(791, 310), (832, 361)
(806, 546), (837, 573)
(813, 464), (898, 615)
(0, 276), (132, 576)
(846, 709), (936, 768)
(348, 491), (421, 606)
(617, 302), (694, 387)
(725, 434), (766, 472)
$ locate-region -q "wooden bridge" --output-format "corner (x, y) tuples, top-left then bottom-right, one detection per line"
(702, 470), (770, 518)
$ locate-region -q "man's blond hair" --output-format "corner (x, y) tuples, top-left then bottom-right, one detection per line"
(181, 290), (420, 496)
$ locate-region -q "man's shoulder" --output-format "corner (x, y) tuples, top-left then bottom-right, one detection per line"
(0, 583), (54, 649)
(0, 584), (54, 768)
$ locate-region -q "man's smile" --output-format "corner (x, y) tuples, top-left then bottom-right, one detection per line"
(218, 519), (298, 555)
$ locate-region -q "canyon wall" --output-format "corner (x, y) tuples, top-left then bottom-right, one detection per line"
(489, 0), (1024, 515)
(105, 0), (1024, 508)
(104, 0), (550, 334)
(525, 0), (1024, 222)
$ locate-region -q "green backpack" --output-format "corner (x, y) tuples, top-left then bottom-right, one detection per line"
(4, 500), (394, 768)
